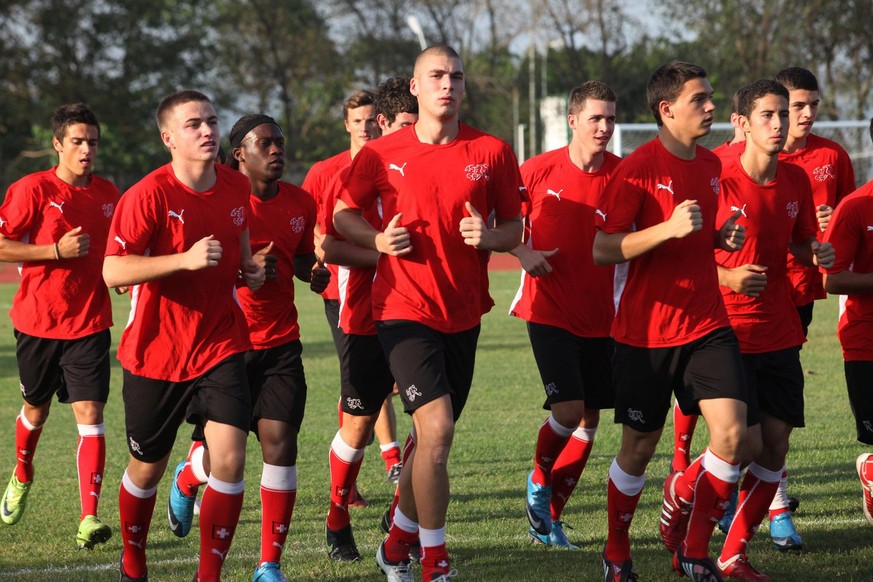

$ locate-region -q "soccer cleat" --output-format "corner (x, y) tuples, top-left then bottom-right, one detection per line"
(326, 522), (361, 562)
(252, 561), (288, 582)
(717, 554), (771, 582)
(856, 453), (873, 526)
(787, 495), (800, 513)
(660, 471), (692, 553)
(76, 514), (112, 549)
(525, 470), (552, 535)
(387, 462), (403, 484)
(376, 540), (413, 582)
(167, 461), (196, 538)
(602, 550), (639, 581)
(348, 482), (368, 508)
(120, 550), (148, 582)
(0, 472), (31, 525)
(716, 488), (738, 534)
(430, 569), (458, 581)
(529, 520), (579, 549)
(673, 549), (724, 581)
(381, 508), (392, 533)
(769, 511), (803, 551)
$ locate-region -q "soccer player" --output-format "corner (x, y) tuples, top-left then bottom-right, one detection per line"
(334, 44), (523, 581)
(103, 90), (265, 582)
(766, 65), (857, 550)
(821, 118), (873, 534)
(319, 77), (418, 563)
(593, 61), (747, 582)
(509, 81), (620, 549)
(0, 103), (116, 550)
(712, 79), (833, 581)
(165, 114), (328, 582)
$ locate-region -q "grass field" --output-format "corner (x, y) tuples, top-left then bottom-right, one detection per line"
(0, 270), (871, 581)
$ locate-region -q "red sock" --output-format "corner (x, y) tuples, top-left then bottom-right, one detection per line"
(327, 443), (363, 531)
(119, 474), (156, 579)
(550, 432), (594, 520)
(721, 466), (779, 560)
(604, 477), (642, 562)
(675, 454), (705, 502)
(76, 426), (105, 519)
(14, 414), (42, 483)
(672, 402), (698, 473)
(420, 543), (450, 579)
(532, 417), (571, 486)
(682, 454), (739, 559)
(385, 520), (420, 563)
(197, 478), (244, 582)
(381, 444), (402, 472)
(260, 485), (296, 564)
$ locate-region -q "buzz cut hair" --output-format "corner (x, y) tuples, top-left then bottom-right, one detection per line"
(735, 79), (789, 118)
(414, 44), (462, 72)
(156, 90), (212, 130)
(568, 81), (616, 116)
(51, 103), (100, 142)
(343, 89), (376, 121)
(646, 61), (708, 127)
(775, 67), (819, 92)
(375, 77), (418, 125)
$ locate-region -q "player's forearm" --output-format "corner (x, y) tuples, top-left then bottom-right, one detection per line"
(486, 216), (523, 253)
(103, 253), (188, 287)
(593, 224), (669, 265)
(293, 253), (317, 282)
(788, 240), (815, 268)
(0, 236), (56, 263)
(322, 235), (379, 268)
(333, 208), (379, 251)
(824, 271), (873, 295)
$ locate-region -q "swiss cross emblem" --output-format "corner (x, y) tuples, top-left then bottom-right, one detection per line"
(91, 472), (102, 484)
(230, 206), (245, 226)
(125, 522), (142, 534)
(464, 163), (490, 181)
(272, 522), (288, 535)
(213, 525), (233, 539)
(290, 216), (305, 233)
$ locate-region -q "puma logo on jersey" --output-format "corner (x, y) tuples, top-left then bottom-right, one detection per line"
(730, 204), (747, 217)
(114, 236), (127, 250)
(867, 226), (873, 232)
(656, 180), (674, 195)
(546, 188), (563, 201)
(48, 201), (65, 213)
(0, 217), (6, 228)
(388, 162), (407, 176)
(595, 209), (607, 221)
(168, 209), (185, 224)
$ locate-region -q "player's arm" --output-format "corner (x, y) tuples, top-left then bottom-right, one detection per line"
(593, 199), (703, 265)
(322, 233), (380, 267)
(0, 227), (90, 262)
(333, 199), (411, 256)
(789, 236), (835, 269)
(510, 243), (559, 277)
(824, 270), (873, 295)
(239, 228), (265, 290)
(103, 235), (223, 287)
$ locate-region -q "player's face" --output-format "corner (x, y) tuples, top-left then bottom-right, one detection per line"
(161, 100), (219, 163)
(380, 112), (418, 136)
(237, 123), (285, 183)
(786, 89), (819, 141)
(53, 123), (99, 184)
(664, 77), (715, 139)
(569, 99), (616, 155)
(411, 53), (465, 121)
(741, 93), (788, 156)
(345, 105), (378, 151)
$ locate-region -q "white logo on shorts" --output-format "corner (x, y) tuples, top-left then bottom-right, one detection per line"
(19, 382), (25, 396)
(544, 382), (558, 396)
(627, 408), (645, 424)
(406, 384), (423, 402)
(346, 398), (364, 410)
(129, 436), (143, 455)
(864, 420), (873, 433)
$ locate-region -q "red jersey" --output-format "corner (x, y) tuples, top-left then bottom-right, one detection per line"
(715, 160), (816, 353)
(0, 169), (117, 339)
(509, 147), (620, 337)
(340, 123), (523, 333)
(780, 133), (857, 305)
(302, 151), (352, 301)
(821, 181), (873, 361)
(106, 164), (252, 382)
(712, 140), (745, 167)
(236, 182), (316, 349)
(595, 138), (729, 348)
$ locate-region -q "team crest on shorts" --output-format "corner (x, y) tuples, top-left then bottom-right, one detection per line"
(405, 384), (423, 401)
(627, 408), (644, 423)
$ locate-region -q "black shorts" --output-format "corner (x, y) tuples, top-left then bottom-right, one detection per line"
(337, 332), (394, 416)
(527, 322), (614, 410)
(845, 361), (873, 445)
(796, 302), (814, 338)
(613, 327), (747, 432)
(246, 340), (307, 431)
(324, 299), (344, 355)
(15, 329), (110, 406)
(123, 353), (251, 463)
(376, 320), (479, 421)
(742, 347), (803, 428)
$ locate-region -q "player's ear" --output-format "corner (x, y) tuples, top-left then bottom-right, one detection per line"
(160, 129), (174, 149)
(52, 136), (63, 154)
(233, 147), (244, 163)
(659, 99), (673, 122)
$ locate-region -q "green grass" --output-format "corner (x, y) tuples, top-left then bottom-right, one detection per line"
(0, 271), (871, 580)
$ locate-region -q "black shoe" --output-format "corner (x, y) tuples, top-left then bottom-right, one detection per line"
(326, 522), (362, 562)
(672, 549), (724, 582)
(381, 509), (392, 534)
(120, 551), (148, 582)
(788, 495), (800, 513)
(602, 550), (638, 581)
